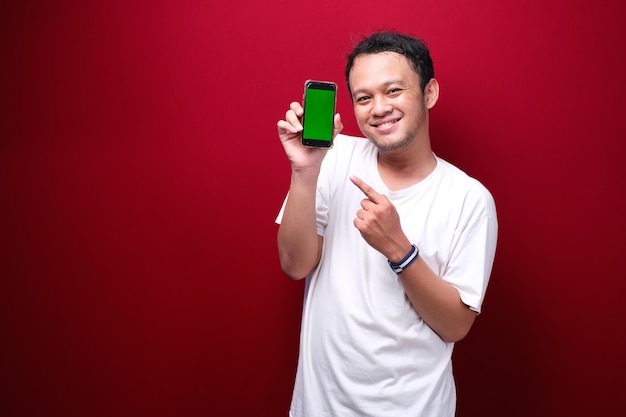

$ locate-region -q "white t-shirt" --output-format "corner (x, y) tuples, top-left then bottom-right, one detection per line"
(277, 134), (498, 417)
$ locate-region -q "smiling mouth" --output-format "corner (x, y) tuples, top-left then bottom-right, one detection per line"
(372, 118), (400, 128)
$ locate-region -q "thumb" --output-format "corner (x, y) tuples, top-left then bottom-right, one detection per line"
(332, 113), (343, 139)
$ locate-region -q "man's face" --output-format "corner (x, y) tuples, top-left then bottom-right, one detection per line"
(349, 52), (431, 153)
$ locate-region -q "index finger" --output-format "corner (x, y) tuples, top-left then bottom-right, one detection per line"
(290, 101), (304, 117)
(279, 102), (304, 134)
(350, 175), (384, 203)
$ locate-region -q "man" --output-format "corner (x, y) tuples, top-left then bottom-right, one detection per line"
(275, 31), (498, 417)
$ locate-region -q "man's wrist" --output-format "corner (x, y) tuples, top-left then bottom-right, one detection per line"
(388, 244), (419, 274)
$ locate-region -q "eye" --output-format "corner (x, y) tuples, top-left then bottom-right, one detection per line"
(388, 88), (402, 96)
(355, 95), (371, 103)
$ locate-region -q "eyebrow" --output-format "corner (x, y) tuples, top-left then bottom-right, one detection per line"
(351, 79), (406, 97)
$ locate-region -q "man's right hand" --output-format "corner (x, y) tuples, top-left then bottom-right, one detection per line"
(276, 101), (343, 173)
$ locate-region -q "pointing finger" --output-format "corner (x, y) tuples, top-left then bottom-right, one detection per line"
(350, 175), (384, 203)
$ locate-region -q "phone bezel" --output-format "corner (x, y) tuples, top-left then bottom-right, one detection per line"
(301, 80), (337, 148)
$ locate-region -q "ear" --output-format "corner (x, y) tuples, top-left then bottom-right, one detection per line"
(424, 78), (439, 110)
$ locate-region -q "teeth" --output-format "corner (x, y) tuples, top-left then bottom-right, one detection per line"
(379, 120), (396, 128)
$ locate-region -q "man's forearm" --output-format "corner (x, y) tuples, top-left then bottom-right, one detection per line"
(398, 257), (477, 343)
(277, 172), (322, 279)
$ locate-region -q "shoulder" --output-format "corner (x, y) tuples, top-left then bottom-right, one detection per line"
(331, 133), (372, 152)
(435, 156), (497, 218)
(322, 133), (374, 167)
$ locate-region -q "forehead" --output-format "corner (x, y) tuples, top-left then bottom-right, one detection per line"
(349, 52), (419, 88)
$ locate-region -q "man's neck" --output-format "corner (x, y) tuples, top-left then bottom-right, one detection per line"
(377, 145), (437, 191)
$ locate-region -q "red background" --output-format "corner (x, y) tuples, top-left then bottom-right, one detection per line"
(2, 1), (625, 416)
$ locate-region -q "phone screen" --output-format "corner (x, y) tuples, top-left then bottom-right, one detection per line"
(302, 81), (336, 147)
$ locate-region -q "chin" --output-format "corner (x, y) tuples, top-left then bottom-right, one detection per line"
(368, 133), (414, 153)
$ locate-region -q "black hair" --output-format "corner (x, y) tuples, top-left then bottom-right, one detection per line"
(345, 31), (434, 96)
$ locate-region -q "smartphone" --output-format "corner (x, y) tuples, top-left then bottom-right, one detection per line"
(301, 80), (337, 148)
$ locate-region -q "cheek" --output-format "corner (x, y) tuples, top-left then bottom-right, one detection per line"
(353, 106), (369, 125)
(352, 107), (370, 136)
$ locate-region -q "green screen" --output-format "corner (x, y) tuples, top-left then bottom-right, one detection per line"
(303, 87), (335, 141)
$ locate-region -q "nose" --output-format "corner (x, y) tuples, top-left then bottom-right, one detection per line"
(371, 95), (392, 116)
